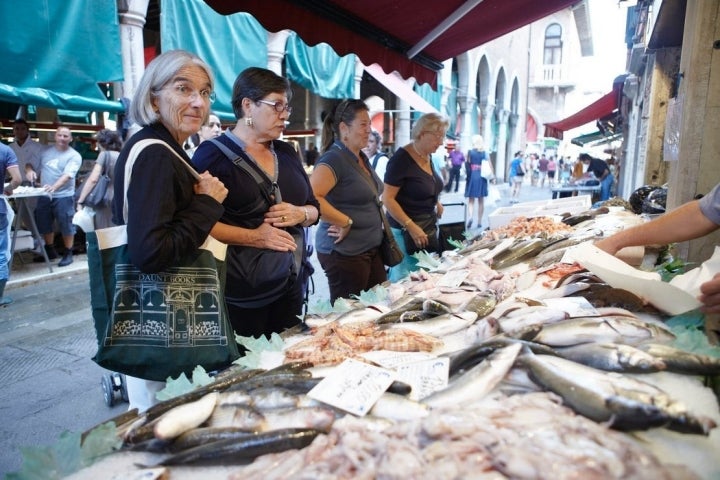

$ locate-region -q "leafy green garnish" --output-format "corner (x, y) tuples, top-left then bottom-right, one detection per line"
(232, 333), (285, 369)
(352, 284), (390, 306)
(413, 250), (441, 270)
(156, 366), (214, 400)
(667, 310), (720, 358)
(8, 423), (121, 479)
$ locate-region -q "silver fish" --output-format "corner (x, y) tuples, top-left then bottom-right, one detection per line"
(424, 343), (522, 409)
(461, 290), (497, 318)
(368, 392), (430, 421)
(391, 311), (478, 338)
(498, 307), (568, 335)
(521, 352), (716, 434)
(636, 343), (720, 376)
(555, 342), (666, 373)
(531, 316), (675, 347)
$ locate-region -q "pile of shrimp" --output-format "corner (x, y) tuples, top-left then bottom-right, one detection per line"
(284, 320), (443, 366)
(488, 216), (572, 239)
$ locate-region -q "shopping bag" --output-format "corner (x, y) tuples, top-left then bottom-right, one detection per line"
(480, 160), (494, 180)
(87, 225), (240, 381)
(83, 173), (111, 208)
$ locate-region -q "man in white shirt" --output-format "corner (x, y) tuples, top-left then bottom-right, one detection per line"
(10, 119), (46, 185)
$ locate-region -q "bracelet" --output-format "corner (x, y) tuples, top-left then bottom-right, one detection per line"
(403, 218), (413, 228)
(303, 207), (309, 224)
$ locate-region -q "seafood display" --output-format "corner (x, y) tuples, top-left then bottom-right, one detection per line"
(72, 205), (720, 479)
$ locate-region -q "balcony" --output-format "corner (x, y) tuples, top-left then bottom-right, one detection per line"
(529, 64), (576, 89)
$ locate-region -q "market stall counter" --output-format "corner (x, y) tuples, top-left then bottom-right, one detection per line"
(58, 204), (720, 479)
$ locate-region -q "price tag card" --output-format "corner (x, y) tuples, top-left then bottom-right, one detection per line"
(360, 350), (436, 369)
(307, 358), (396, 416)
(543, 296), (599, 317)
(394, 357), (449, 401)
(437, 269), (469, 288)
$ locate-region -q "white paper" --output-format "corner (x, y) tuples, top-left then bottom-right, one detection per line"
(570, 241), (701, 315)
(360, 350), (436, 369)
(394, 357), (449, 401)
(307, 358), (396, 416)
(669, 246), (720, 298)
(437, 269), (469, 288)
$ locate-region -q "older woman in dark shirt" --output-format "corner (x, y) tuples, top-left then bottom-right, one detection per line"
(383, 113), (448, 281)
(310, 99), (386, 303)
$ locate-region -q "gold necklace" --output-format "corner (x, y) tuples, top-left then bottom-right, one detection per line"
(411, 142), (428, 161)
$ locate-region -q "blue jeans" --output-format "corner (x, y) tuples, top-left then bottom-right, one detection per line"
(600, 174), (615, 201)
(0, 212), (9, 281)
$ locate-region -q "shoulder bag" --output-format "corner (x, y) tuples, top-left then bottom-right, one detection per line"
(480, 158), (494, 180)
(336, 146), (403, 267)
(83, 152), (111, 208)
(86, 139), (240, 382)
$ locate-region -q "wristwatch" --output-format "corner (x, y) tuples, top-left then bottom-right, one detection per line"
(344, 217), (353, 228)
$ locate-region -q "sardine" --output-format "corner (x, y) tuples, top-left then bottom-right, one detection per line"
(424, 343), (522, 409)
(636, 343), (720, 376)
(153, 428), (323, 466)
(555, 343), (666, 373)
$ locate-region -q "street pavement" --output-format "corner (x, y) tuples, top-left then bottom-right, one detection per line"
(0, 178), (555, 476)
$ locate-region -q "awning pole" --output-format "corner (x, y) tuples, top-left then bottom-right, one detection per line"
(407, 0), (485, 59)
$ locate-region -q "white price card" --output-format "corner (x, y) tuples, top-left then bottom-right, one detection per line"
(360, 350), (436, 369)
(307, 358), (396, 416)
(394, 357), (449, 401)
(543, 297), (599, 318)
(437, 269), (469, 288)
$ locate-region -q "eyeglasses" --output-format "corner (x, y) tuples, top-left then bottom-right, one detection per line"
(163, 83), (216, 104)
(257, 99), (293, 115)
(424, 131), (445, 140)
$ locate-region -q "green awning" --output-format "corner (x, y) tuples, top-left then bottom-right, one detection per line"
(162, 0), (268, 120)
(571, 130), (623, 147)
(285, 34), (355, 99)
(0, 0), (123, 111)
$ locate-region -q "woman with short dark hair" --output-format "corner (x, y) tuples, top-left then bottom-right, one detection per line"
(76, 129), (123, 229)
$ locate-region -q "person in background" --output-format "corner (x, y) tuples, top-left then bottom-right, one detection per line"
(111, 49), (229, 411)
(363, 130), (389, 180)
(465, 134), (494, 230)
(445, 144), (464, 193)
(595, 182), (720, 314)
(579, 152), (614, 201)
(508, 150), (524, 203)
(34, 126), (82, 267)
(186, 111), (222, 156)
(537, 153), (549, 188)
(10, 119), (47, 251)
(310, 99), (386, 303)
(193, 67), (320, 338)
(383, 112), (448, 282)
(304, 142), (319, 167)
(547, 156), (557, 188)
(0, 142), (22, 305)
(76, 129), (122, 229)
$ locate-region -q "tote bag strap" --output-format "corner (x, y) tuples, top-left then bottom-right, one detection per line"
(122, 138), (200, 223)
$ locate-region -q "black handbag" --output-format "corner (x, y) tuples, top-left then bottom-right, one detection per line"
(83, 153), (111, 208)
(377, 200), (404, 267)
(402, 213), (440, 255)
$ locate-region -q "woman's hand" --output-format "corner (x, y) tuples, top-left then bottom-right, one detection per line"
(252, 222), (297, 251)
(265, 202), (304, 227)
(408, 222), (429, 249)
(328, 222), (351, 244)
(194, 171), (228, 203)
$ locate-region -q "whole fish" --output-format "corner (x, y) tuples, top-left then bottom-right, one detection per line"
(153, 392), (218, 440)
(153, 428), (323, 466)
(492, 238), (547, 270)
(368, 392), (430, 421)
(531, 316), (675, 347)
(521, 352), (716, 434)
(636, 343), (720, 376)
(375, 297), (425, 324)
(461, 290), (497, 318)
(390, 311), (477, 338)
(170, 427), (256, 452)
(422, 298), (453, 315)
(424, 343), (522, 409)
(569, 284), (659, 313)
(497, 307), (568, 334)
(446, 338), (557, 376)
(555, 342), (666, 373)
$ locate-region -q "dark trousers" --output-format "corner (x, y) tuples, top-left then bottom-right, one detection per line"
(446, 166), (462, 192)
(226, 279), (303, 339)
(317, 247), (387, 304)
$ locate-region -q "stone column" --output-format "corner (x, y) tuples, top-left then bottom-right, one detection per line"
(483, 104), (495, 144)
(116, 0), (149, 100)
(396, 98), (411, 148)
(496, 109), (510, 181)
(457, 94), (476, 153)
(266, 30), (291, 75)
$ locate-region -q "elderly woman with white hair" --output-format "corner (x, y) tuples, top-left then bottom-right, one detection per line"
(465, 134), (494, 230)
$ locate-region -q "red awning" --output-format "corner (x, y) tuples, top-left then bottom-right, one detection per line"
(544, 85), (622, 139)
(203, 0), (579, 87)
